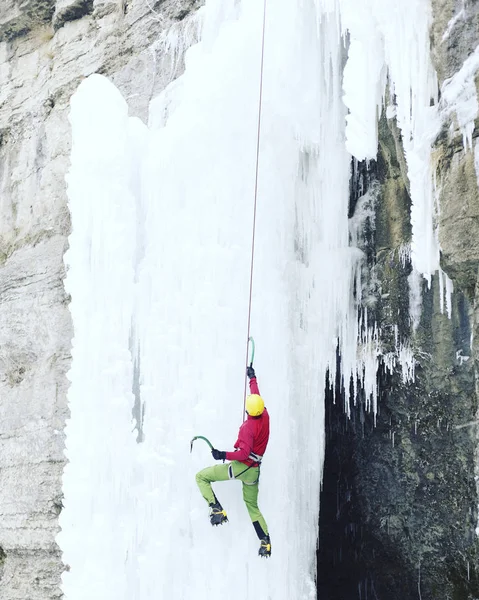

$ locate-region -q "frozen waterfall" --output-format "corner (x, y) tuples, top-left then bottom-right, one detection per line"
(57, 0), (441, 598)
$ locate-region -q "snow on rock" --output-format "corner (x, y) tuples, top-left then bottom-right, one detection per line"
(440, 44), (479, 151)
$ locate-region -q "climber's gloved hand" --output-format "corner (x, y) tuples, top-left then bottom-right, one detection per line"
(212, 449), (226, 461)
(246, 364), (256, 379)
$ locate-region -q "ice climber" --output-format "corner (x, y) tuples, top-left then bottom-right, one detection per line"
(195, 365), (271, 558)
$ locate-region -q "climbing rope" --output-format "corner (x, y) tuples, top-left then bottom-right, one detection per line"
(243, 0), (268, 421)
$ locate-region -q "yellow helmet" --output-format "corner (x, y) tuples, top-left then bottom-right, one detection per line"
(245, 394), (264, 416)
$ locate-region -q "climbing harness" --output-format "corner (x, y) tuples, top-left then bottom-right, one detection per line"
(249, 451), (263, 464)
(243, 0), (268, 421)
(190, 434), (262, 484)
(228, 451), (263, 484)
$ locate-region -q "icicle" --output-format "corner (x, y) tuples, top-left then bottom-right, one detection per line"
(438, 268), (445, 315)
(398, 242), (411, 268)
(398, 343), (416, 384)
(438, 268), (454, 318)
(339, 0), (386, 160)
(474, 138), (479, 190)
(338, 0), (440, 281)
(408, 267), (422, 331)
(445, 272), (454, 319)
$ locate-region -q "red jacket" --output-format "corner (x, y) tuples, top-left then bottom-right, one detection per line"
(225, 377), (270, 467)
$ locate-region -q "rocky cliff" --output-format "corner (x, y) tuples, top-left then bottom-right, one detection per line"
(0, 1), (199, 597)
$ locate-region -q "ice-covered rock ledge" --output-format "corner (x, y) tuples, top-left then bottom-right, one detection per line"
(0, 0), (201, 597)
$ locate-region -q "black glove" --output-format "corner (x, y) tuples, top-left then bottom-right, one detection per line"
(247, 364), (256, 379)
(212, 449), (226, 461)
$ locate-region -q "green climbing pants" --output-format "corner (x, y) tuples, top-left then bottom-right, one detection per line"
(196, 460), (269, 536)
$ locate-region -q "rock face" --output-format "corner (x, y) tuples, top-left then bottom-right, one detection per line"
(0, 1), (55, 41)
(0, 0), (200, 597)
(430, 0), (479, 83)
(319, 2), (479, 598)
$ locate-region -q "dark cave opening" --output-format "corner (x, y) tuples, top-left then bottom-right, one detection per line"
(317, 367), (376, 600)
(317, 367), (414, 600)
(316, 156), (389, 600)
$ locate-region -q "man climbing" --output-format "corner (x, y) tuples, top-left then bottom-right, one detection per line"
(195, 365), (271, 558)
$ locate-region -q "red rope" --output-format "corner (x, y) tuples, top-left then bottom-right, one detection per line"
(243, 0), (268, 421)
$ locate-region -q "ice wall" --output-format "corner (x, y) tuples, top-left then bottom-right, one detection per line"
(59, 0), (442, 598)
(133, 1), (354, 596)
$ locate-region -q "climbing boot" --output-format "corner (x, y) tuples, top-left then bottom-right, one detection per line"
(258, 535), (271, 558)
(209, 502), (228, 526)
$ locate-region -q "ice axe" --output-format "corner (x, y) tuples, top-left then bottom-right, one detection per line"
(190, 435), (214, 453)
(248, 336), (255, 366)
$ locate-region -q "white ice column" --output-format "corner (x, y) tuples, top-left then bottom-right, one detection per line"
(58, 75), (140, 600)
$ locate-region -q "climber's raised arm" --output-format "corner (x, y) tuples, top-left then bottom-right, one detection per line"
(247, 364), (260, 395)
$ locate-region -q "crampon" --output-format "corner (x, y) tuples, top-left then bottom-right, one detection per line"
(258, 535), (271, 558)
(209, 502), (228, 526)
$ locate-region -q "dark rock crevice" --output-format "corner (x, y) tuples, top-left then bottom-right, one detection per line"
(0, 546), (6, 581)
(53, 0), (94, 30)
